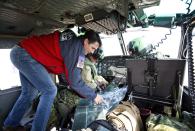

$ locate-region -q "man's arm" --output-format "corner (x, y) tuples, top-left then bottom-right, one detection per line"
(69, 67), (97, 101)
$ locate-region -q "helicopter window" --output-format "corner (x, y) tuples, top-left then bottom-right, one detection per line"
(0, 49), (21, 90)
(101, 26), (182, 58)
(101, 34), (123, 56)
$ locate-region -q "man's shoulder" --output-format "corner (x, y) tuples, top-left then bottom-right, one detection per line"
(84, 65), (91, 70)
(71, 38), (82, 48)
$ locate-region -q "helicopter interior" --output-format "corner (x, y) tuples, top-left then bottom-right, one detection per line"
(0, 0), (195, 130)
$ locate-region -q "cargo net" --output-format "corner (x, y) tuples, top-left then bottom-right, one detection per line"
(81, 17), (119, 35)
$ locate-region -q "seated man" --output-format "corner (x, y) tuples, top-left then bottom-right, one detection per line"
(127, 37), (152, 57)
(82, 48), (108, 91)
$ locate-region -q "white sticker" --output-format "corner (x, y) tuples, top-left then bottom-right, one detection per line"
(76, 56), (85, 68)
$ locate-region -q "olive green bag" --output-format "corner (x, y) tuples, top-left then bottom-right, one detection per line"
(146, 114), (192, 131)
(47, 85), (80, 130)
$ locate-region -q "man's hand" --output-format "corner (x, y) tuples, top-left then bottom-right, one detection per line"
(99, 83), (107, 89)
(94, 94), (103, 104)
(95, 75), (108, 89)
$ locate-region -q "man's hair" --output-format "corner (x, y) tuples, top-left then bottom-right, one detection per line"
(83, 30), (102, 47)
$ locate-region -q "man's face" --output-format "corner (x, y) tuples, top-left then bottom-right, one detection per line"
(84, 39), (99, 55)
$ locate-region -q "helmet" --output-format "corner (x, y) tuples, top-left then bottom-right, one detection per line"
(127, 38), (144, 56)
(92, 48), (104, 61)
(127, 41), (138, 55)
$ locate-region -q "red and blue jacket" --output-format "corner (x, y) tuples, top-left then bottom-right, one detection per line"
(20, 31), (96, 100)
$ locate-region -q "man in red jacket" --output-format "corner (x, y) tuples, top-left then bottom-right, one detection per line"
(3, 30), (103, 131)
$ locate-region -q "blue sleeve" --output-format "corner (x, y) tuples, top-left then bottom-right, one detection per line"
(69, 67), (97, 101)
